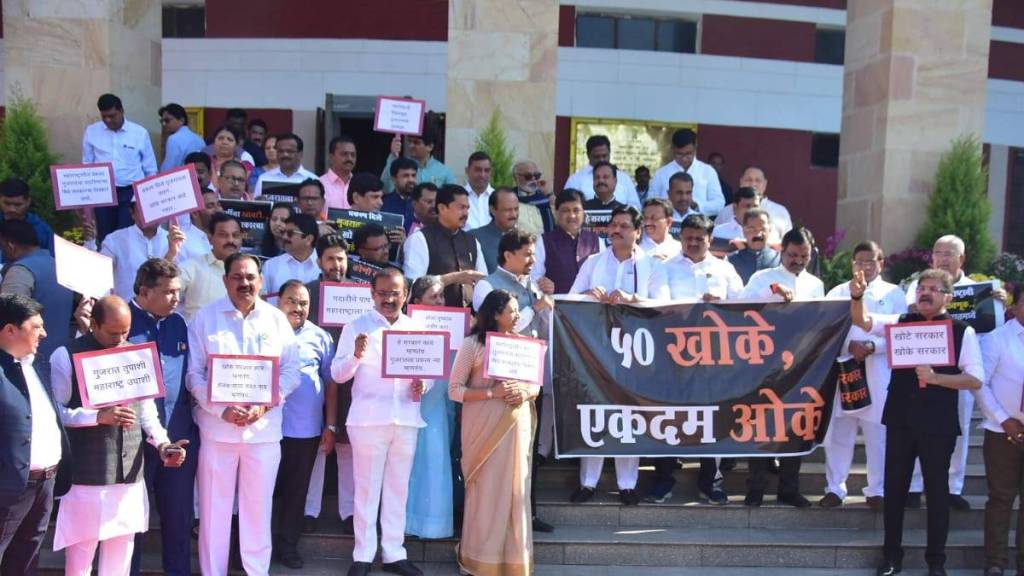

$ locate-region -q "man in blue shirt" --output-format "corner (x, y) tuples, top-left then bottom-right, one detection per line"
(159, 103), (205, 172)
(0, 178), (54, 261)
(272, 280), (334, 570)
(381, 157), (418, 232)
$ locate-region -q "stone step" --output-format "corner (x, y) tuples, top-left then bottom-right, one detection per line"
(801, 434), (985, 465)
(536, 461), (990, 497)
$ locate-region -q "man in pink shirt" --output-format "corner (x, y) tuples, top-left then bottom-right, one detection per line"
(320, 136), (357, 212)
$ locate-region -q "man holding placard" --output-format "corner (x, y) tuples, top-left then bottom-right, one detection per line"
(0, 294), (69, 576)
(381, 128), (455, 194)
(89, 202), (181, 301)
(272, 281), (334, 570)
(83, 94), (158, 244)
(177, 213), (242, 321)
(186, 253), (301, 576)
(49, 296), (188, 576)
(331, 267), (429, 576)
(850, 268), (984, 576)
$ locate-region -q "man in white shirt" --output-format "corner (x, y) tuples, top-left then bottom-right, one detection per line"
(563, 135), (641, 208)
(716, 166), (793, 241)
(175, 213), (241, 321)
(254, 133), (317, 200)
(666, 172), (700, 222)
(83, 93), (157, 244)
(850, 268), (983, 576)
(186, 253), (301, 576)
(639, 198), (681, 260)
(51, 296), (187, 576)
(712, 187), (761, 243)
(93, 202), (179, 301)
(175, 189), (222, 263)
(740, 228), (824, 508)
(569, 206), (669, 506)
(650, 129), (724, 217)
(331, 267), (428, 576)
(976, 283), (1024, 575)
(820, 241), (907, 511)
(649, 214), (742, 505)
(262, 214), (320, 298)
(464, 151), (494, 230)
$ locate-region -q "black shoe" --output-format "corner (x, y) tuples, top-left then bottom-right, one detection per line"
(767, 458), (779, 473)
(905, 492), (922, 509)
(778, 492), (811, 508)
(818, 492), (842, 508)
(382, 559), (424, 576)
(701, 487), (728, 505)
(876, 560), (901, 576)
(744, 490), (763, 507)
(619, 489), (640, 506)
(570, 486), (595, 503)
(347, 561), (372, 576)
(341, 515), (354, 535)
(949, 493), (971, 510)
(643, 490), (672, 504)
(302, 515), (318, 534)
(926, 566), (946, 576)
(532, 516), (554, 532)
(280, 550), (304, 569)
(719, 457), (736, 472)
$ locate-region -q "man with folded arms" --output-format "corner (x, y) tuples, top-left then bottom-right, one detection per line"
(186, 253), (301, 576)
(51, 296), (188, 575)
(332, 267), (429, 576)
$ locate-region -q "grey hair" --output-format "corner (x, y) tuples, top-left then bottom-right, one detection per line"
(934, 234), (965, 256)
(410, 275), (444, 304)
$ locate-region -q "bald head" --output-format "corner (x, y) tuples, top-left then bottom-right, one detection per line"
(90, 295), (132, 349)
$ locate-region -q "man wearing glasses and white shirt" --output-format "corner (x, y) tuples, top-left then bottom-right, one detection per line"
(564, 135), (641, 209)
(650, 129), (724, 217)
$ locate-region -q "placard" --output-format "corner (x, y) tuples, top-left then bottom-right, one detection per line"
(72, 342), (165, 409)
(50, 163), (117, 210)
(326, 209), (405, 249)
(207, 354), (280, 406)
(133, 164), (204, 226)
(407, 304), (470, 351)
(582, 210), (613, 242)
(380, 330), (450, 379)
(483, 332), (548, 384)
(374, 96), (426, 136)
(220, 199), (274, 254)
(54, 235), (114, 298)
(885, 320), (955, 369)
(948, 281), (1005, 334)
(260, 181), (301, 205)
(347, 257), (384, 284)
(319, 282), (374, 327)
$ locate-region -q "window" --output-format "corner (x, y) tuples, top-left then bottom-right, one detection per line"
(163, 5), (206, 38)
(811, 133), (840, 168)
(815, 28), (845, 65)
(1006, 147), (1024, 255)
(576, 13), (697, 54)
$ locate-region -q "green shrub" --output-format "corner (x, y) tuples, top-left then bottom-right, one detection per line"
(473, 109), (515, 189)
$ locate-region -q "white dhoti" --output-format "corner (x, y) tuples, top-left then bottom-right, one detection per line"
(348, 424), (418, 564)
(196, 438), (281, 576)
(55, 481), (148, 576)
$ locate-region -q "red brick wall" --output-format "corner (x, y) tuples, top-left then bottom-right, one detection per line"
(202, 108), (294, 142)
(701, 14), (817, 63)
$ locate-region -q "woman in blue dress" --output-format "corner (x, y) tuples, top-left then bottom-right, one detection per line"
(404, 275), (455, 538)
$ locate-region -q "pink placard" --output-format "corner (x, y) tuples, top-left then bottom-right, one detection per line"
(483, 332), (547, 385)
(318, 282), (374, 327)
(885, 319), (956, 370)
(373, 96), (426, 136)
(380, 330), (451, 379)
(407, 304), (471, 351)
(72, 342), (166, 409)
(50, 163), (117, 210)
(206, 354), (281, 406)
(132, 164), (204, 227)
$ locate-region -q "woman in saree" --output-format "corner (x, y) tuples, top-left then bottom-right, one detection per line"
(449, 289), (538, 576)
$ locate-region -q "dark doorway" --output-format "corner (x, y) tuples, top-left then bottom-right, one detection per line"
(337, 116), (394, 178)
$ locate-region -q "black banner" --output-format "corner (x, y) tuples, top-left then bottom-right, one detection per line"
(220, 199), (273, 255)
(347, 257), (383, 284)
(261, 181), (301, 205)
(326, 209), (405, 250)
(949, 281), (999, 334)
(553, 298), (851, 457)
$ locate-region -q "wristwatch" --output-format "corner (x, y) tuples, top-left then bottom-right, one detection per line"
(326, 425), (338, 434)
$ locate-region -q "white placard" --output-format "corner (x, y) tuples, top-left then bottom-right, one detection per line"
(50, 163), (116, 210)
(407, 305), (470, 351)
(207, 355), (280, 406)
(72, 343), (165, 409)
(483, 332), (547, 384)
(319, 282), (374, 327)
(381, 330), (450, 379)
(54, 235), (114, 298)
(885, 320), (955, 369)
(133, 165), (203, 226)
(374, 96), (426, 135)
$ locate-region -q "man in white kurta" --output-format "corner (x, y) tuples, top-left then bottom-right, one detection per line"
(821, 242), (907, 510)
(649, 129), (725, 217)
(638, 198), (682, 261)
(331, 267), (429, 576)
(186, 253), (301, 576)
(568, 206), (669, 506)
(51, 296), (187, 576)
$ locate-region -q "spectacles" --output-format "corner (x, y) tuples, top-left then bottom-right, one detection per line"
(915, 284), (950, 294)
(516, 172), (542, 181)
(284, 230), (307, 238)
(227, 274), (258, 283)
(373, 290), (402, 298)
(282, 297), (309, 308)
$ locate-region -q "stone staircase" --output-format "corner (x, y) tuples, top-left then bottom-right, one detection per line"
(39, 414), (1002, 574)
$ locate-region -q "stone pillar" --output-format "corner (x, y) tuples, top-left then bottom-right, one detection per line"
(445, 0), (558, 184)
(3, 0), (162, 165)
(836, 0), (992, 252)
